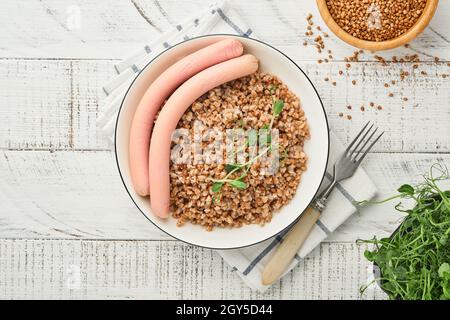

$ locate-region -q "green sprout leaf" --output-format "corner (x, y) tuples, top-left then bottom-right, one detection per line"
(439, 263), (450, 278)
(397, 184), (414, 196)
(211, 182), (224, 193)
(273, 99), (284, 116)
(225, 164), (241, 174)
(228, 180), (247, 190)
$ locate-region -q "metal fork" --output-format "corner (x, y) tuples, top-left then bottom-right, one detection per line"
(262, 122), (384, 285)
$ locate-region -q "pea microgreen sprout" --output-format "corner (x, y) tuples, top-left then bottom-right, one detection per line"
(210, 84), (284, 201)
(358, 164), (450, 300)
(269, 99), (284, 129)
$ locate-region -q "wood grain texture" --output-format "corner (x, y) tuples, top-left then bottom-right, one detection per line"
(0, 0), (164, 59)
(0, 150), (448, 240)
(0, 60), (116, 150)
(0, 0), (449, 299)
(0, 0), (448, 61)
(0, 239), (386, 299)
(1, 60), (449, 152)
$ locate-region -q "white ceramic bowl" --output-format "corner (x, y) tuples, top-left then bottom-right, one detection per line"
(115, 35), (329, 249)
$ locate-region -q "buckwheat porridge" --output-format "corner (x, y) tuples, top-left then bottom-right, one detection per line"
(168, 71), (310, 231)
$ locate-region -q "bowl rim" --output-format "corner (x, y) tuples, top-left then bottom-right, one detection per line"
(114, 34), (330, 249)
(316, 0), (439, 51)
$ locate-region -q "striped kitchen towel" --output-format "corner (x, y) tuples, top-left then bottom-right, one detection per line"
(219, 131), (377, 291)
(97, 0), (252, 142)
(98, 0), (377, 292)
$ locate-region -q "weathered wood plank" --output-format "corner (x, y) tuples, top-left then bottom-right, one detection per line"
(0, 0), (448, 301)
(0, 0), (164, 59)
(0, 0), (448, 61)
(1, 59), (449, 152)
(0, 60), (114, 150)
(0, 60), (72, 150)
(0, 150), (448, 240)
(311, 61), (450, 153)
(0, 239), (386, 299)
(0, 150), (160, 239)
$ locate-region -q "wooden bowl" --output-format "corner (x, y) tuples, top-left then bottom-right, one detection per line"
(316, 0), (439, 51)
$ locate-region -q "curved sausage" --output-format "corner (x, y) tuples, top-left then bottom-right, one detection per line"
(129, 38), (244, 196)
(149, 54), (259, 218)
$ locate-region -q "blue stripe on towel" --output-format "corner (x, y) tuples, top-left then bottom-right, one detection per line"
(242, 228), (291, 275)
(242, 237), (282, 275)
(243, 225), (305, 275)
(131, 64), (139, 73)
(217, 8), (245, 35)
(244, 28), (253, 37)
(316, 219), (331, 234)
(241, 171), (358, 275)
(324, 172), (358, 208)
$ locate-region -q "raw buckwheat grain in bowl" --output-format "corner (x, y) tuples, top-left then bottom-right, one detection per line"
(326, 0), (427, 41)
(168, 72), (310, 231)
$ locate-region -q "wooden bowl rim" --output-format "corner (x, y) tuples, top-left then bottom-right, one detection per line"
(316, 0), (439, 51)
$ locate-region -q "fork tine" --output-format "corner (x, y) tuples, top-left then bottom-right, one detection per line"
(349, 123), (375, 158)
(344, 121), (370, 155)
(356, 131), (384, 164)
(353, 127), (377, 161)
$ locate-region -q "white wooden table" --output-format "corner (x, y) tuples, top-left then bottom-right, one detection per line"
(0, 0), (449, 300)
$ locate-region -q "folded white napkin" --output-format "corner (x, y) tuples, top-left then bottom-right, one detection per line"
(97, 0), (377, 292)
(219, 132), (377, 291)
(97, 0), (252, 142)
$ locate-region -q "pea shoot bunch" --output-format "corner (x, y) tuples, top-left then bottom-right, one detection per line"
(359, 164), (450, 300)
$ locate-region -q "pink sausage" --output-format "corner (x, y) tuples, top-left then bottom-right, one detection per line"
(129, 38), (244, 196)
(149, 54), (259, 218)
